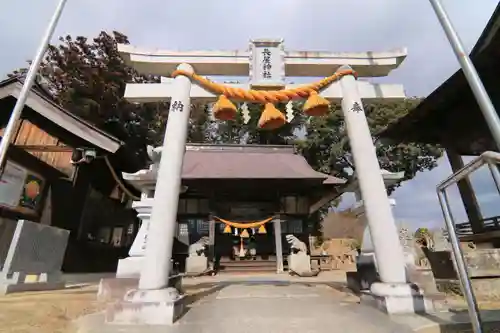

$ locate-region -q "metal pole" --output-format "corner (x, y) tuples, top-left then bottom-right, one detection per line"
(0, 0), (68, 170)
(429, 0), (500, 151)
(437, 189), (483, 333)
(487, 162), (500, 195)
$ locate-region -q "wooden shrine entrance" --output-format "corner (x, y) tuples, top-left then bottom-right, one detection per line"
(213, 201), (278, 273)
(214, 202), (275, 259)
(125, 143), (346, 274)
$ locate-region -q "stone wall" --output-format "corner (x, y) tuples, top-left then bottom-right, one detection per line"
(310, 237), (357, 270)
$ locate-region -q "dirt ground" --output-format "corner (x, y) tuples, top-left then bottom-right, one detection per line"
(0, 283), (217, 333)
(0, 282), (499, 333)
(0, 285), (104, 333)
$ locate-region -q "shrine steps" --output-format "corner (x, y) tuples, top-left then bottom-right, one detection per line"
(218, 256), (284, 274)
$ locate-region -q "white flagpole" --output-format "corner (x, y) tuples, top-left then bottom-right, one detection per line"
(0, 0), (68, 170)
(429, 0), (500, 151)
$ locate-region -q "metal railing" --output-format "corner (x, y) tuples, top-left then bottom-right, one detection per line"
(437, 151), (500, 333)
(456, 216), (500, 236)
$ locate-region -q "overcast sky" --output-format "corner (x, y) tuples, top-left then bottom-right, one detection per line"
(1, 0), (500, 230)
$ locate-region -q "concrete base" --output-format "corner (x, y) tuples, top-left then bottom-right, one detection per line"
(105, 287), (185, 325)
(185, 255), (208, 274)
(0, 272), (66, 295)
(0, 281), (65, 295)
(97, 276), (183, 302)
(116, 257), (143, 278)
(346, 271), (361, 293)
(346, 253), (380, 293)
(406, 268), (439, 295)
(97, 278), (139, 302)
(287, 253), (312, 275)
(361, 282), (434, 314)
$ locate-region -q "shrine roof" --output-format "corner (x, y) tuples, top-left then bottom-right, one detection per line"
(125, 144), (345, 186)
(378, 3), (500, 155)
(182, 144), (344, 183)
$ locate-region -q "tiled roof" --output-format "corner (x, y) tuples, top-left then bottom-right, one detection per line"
(181, 144), (345, 183)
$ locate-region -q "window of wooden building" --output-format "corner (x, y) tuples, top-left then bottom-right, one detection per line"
(178, 198), (210, 215)
(280, 196), (309, 215)
(281, 218), (304, 234)
(184, 217), (209, 235)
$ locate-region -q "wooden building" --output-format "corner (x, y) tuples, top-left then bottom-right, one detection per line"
(0, 76), (141, 272)
(126, 144), (346, 273)
(380, 3), (500, 246)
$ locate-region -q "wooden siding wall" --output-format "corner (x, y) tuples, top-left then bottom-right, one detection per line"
(0, 120), (74, 176)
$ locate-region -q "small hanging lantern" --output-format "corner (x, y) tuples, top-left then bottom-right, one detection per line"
(240, 229), (250, 238)
(303, 91), (330, 117)
(223, 224), (232, 234)
(258, 225), (267, 234)
(213, 95), (238, 121)
(258, 103), (286, 130)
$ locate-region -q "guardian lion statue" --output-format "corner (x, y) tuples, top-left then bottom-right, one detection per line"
(188, 236), (209, 257)
(285, 234), (307, 253)
(146, 145), (161, 164)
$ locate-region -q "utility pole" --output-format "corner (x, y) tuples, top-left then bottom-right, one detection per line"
(0, 0), (68, 171)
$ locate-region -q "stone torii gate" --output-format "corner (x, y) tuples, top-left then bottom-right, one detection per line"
(112, 39), (426, 325)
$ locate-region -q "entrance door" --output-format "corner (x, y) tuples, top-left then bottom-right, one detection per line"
(213, 201), (276, 261)
(215, 223), (274, 260)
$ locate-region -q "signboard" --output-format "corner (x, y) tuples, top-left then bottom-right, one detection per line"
(249, 39), (285, 89)
(19, 174), (44, 211)
(0, 162), (27, 208)
(0, 161), (45, 215)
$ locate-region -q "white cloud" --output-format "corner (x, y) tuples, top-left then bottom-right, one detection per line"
(2, 0), (498, 96)
(1, 0), (499, 227)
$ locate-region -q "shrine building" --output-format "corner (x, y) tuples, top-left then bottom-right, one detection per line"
(123, 143), (345, 273)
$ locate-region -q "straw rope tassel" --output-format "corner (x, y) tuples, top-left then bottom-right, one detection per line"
(171, 68), (358, 129)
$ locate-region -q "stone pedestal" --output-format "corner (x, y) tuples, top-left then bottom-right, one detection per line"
(287, 253), (312, 275)
(348, 252), (379, 292)
(105, 288), (184, 325)
(362, 282), (434, 314)
(116, 200), (152, 278)
(185, 255), (208, 274)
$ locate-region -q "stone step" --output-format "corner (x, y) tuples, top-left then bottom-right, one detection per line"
(219, 260), (277, 267)
(219, 258), (281, 273)
(218, 265), (278, 273)
(219, 256), (277, 263)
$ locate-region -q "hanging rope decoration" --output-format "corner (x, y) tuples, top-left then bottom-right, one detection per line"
(171, 68), (358, 130)
(213, 216), (274, 236)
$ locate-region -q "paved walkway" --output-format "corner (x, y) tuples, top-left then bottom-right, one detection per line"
(175, 282), (415, 333)
(74, 273), (500, 332)
(77, 279), (416, 333)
